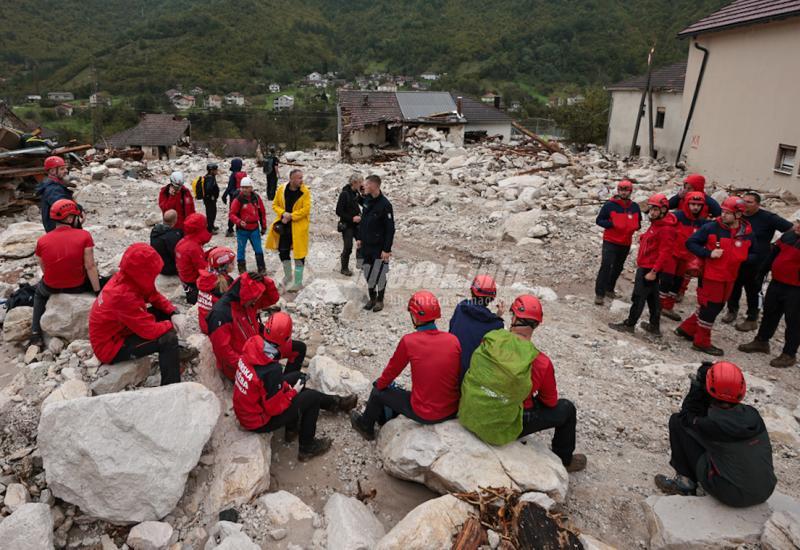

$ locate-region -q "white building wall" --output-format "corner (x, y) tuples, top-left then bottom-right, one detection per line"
(607, 90), (684, 163)
(465, 122), (512, 141)
(345, 126), (386, 160)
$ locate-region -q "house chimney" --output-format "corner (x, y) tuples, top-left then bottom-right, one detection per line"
(456, 96), (463, 116)
(493, 95), (501, 109)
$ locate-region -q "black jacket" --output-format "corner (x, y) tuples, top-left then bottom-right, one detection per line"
(336, 185), (362, 227)
(742, 209), (792, 263)
(149, 224), (183, 276)
(357, 193), (395, 254)
(196, 174), (219, 201)
(36, 178), (80, 233)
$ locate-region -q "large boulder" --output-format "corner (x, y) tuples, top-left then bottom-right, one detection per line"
(324, 493), (385, 550)
(760, 405), (800, 447)
(0, 222), (41, 259)
(258, 491), (318, 547)
(502, 209), (544, 243)
(2, 305), (33, 343)
(90, 358), (152, 395)
(0, 502), (54, 550)
(643, 493), (800, 549)
(295, 278), (361, 307)
(38, 382), (220, 523)
(378, 417), (568, 501)
(307, 356), (370, 396)
(40, 293), (95, 340)
(761, 510), (800, 550)
(376, 494), (474, 550)
(127, 521), (174, 550)
(91, 165), (109, 180)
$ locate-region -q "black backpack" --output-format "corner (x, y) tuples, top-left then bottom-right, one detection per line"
(5, 282), (36, 311)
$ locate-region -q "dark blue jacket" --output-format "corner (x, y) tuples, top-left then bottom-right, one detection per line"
(36, 178), (78, 232)
(669, 194), (721, 218)
(449, 299), (504, 380)
(223, 158), (243, 203)
(742, 209), (792, 263)
(357, 193), (395, 255)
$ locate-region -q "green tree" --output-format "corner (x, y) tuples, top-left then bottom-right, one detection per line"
(551, 87), (610, 147)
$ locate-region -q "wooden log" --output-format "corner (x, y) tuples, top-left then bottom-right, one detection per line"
(451, 516), (487, 550)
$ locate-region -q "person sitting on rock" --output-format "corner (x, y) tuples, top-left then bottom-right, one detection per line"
(197, 247), (236, 335)
(175, 212), (212, 305)
(89, 243), (182, 385)
(207, 272), (279, 380)
(350, 291), (461, 440)
(233, 314), (357, 461)
(30, 199), (103, 347)
(594, 180), (641, 305)
(158, 171), (196, 231)
(655, 361), (776, 507)
(449, 274), (505, 382)
(508, 295), (587, 473)
(229, 177), (267, 275)
(36, 155), (83, 233)
(149, 209), (183, 276)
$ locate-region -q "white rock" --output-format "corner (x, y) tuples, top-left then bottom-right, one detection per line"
(0, 503), (54, 549)
(91, 165), (109, 180)
(42, 379), (91, 410)
(104, 158), (125, 169)
(501, 209), (544, 243)
(610, 299), (631, 315)
(48, 336), (65, 355)
(90, 358), (152, 395)
(550, 152), (569, 166)
(442, 147), (467, 159)
(259, 491), (316, 525)
(3, 483), (30, 511)
(376, 494), (473, 550)
(378, 417), (568, 501)
(761, 510), (800, 550)
(2, 306), (33, 342)
(24, 344), (39, 364)
(527, 224), (549, 238)
(519, 492), (557, 511)
(40, 293), (95, 340)
(760, 405), (800, 447)
(127, 521), (174, 550)
(497, 175), (546, 189)
(284, 151), (305, 162)
(307, 355), (370, 396)
(324, 493), (385, 550)
(443, 156), (468, 169)
(487, 530), (500, 549)
(579, 534), (618, 550)
(39, 382), (220, 523)
(295, 278), (361, 306)
(711, 189), (729, 204)
(421, 141), (442, 153)
(531, 286), (558, 302)
(0, 222), (42, 259)
(204, 521), (259, 550)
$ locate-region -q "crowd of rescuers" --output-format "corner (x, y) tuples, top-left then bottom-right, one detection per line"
(28, 155), (784, 502)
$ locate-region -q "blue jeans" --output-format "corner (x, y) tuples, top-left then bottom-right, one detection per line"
(236, 228), (263, 261)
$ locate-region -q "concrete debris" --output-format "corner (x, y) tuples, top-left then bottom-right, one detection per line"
(324, 493), (385, 550)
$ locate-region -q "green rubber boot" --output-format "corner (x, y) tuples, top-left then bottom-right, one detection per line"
(289, 263), (304, 291)
(281, 260), (293, 288)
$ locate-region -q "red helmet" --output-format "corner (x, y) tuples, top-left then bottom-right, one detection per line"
(263, 312), (293, 345)
(208, 247), (235, 269)
(683, 173), (706, 191)
(470, 275), (497, 298)
(686, 191), (706, 205)
(44, 156), (65, 171)
(407, 291), (441, 324)
(50, 199), (81, 221)
(617, 180), (633, 191)
(647, 193), (669, 210)
(721, 196), (745, 213)
(510, 294), (543, 323)
(706, 361), (746, 404)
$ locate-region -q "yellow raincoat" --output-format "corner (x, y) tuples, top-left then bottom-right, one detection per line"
(266, 183), (312, 258)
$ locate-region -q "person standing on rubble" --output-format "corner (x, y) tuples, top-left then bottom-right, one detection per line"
(158, 171), (195, 231)
(262, 146), (281, 201)
(194, 163), (220, 234)
(37, 156), (83, 233)
(266, 169), (312, 291)
(357, 174), (395, 312)
(594, 180), (641, 305)
(335, 173), (364, 276)
(229, 177), (267, 275)
(222, 158), (247, 237)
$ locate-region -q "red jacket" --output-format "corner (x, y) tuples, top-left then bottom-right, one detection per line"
(637, 212), (678, 274)
(158, 186), (196, 230)
(89, 243), (176, 363)
(771, 231), (800, 287)
(175, 214), (211, 284)
(687, 220), (754, 282)
(233, 335), (298, 430)
(672, 209), (708, 262)
(207, 274), (280, 380)
(596, 198), (641, 247)
(229, 193), (266, 231)
(524, 351), (558, 409)
(376, 327), (461, 421)
(197, 270), (234, 334)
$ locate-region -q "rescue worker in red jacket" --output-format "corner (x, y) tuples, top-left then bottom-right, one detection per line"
(594, 180), (641, 305)
(207, 272), (279, 380)
(510, 295), (587, 472)
(233, 314), (357, 461)
(351, 291), (462, 440)
(610, 194), (677, 336)
(661, 191), (709, 320)
(676, 197), (754, 355)
(89, 243), (182, 385)
(175, 213), (212, 305)
(197, 247), (236, 335)
(229, 177), (267, 274)
(668, 173), (721, 218)
(158, 171), (196, 231)
(738, 218), (800, 368)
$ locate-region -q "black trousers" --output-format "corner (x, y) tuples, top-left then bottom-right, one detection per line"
(32, 279), (95, 335)
(756, 280), (800, 356)
(727, 261), (765, 320)
(341, 225), (356, 269)
(182, 281), (198, 305)
(626, 267), (662, 326)
(284, 340), (307, 374)
(595, 241), (630, 297)
(361, 385), (455, 428)
(204, 198), (217, 230)
(520, 399), (577, 466)
(266, 175), (278, 201)
(668, 413), (706, 481)
(112, 308), (180, 385)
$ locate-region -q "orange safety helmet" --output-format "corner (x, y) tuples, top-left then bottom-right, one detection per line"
(510, 294), (543, 324)
(721, 196), (745, 213)
(617, 180), (633, 191)
(407, 290), (442, 324)
(263, 312), (293, 346)
(685, 191), (706, 205)
(208, 247), (236, 269)
(647, 193), (669, 210)
(470, 274), (497, 298)
(49, 199), (81, 221)
(706, 361), (746, 404)
(44, 156), (65, 171)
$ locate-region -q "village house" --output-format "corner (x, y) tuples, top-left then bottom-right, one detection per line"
(26, 95), (42, 103)
(171, 94), (195, 110)
(47, 92), (74, 102)
(90, 92), (112, 107)
(452, 94), (513, 141)
(605, 61), (687, 163)
(420, 73), (440, 81)
(377, 82), (398, 92)
(190, 86), (204, 96)
(54, 103), (74, 117)
(678, 0), (800, 194)
(98, 113), (190, 160)
(205, 95), (222, 109)
(224, 92), (245, 107)
(273, 95), (295, 111)
(164, 89), (181, 100)
(481, 92), (500, 105)
(269, 83), (281, 93)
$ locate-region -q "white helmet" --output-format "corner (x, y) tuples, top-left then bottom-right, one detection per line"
(240, 176), (254, 188)
(169, 171), (184, 186)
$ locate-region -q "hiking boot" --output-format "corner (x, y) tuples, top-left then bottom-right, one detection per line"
(721, 309), (737, 324)
(738, 339), (770, 354)
(225, 229), (234, 238)
(237, 261), (247, 275)
(674, 327), (693, 341)
(284, 427), (298, 443)
(594, 295), (605, 305)
(179, 345), (199, 363)
(654, 474), (697, 496)
(692, 343), (724, 356)
(735, 319), (758, 332)
(298, 437), (332, 462)
(340, 267), (353, 277)
(372, 290), (385, 312)
(331, 394), (358, 413)
(661, 309), (682, 322)
(363, 290), (377, 311)
(770, 354), (797, 368)
(350, 411), (375, 441)
(565, 453), (587, 473)
(608, 321), (634, 334)
(641, 322), (661, 336)
(27, 333), (44, 349)
(605, 290), (620, 299)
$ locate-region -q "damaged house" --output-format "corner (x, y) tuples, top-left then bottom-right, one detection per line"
(97, 113), (190, 160)
(338, 90), (468, 161)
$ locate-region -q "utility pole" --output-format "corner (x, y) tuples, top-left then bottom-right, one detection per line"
(91, 66), (101, 145)
(630, 45), (655, 157)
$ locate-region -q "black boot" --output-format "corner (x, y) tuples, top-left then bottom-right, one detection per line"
(255, 253), (266, 275)
(641, 322), (661, 336)
(363, 289), (376, 310)
(372, 289), (385, 312)
(237, 261), (247, 275)
(340, 254), (353, 277)
(298, 437), (332, 462)
(325, 394), (358, 413)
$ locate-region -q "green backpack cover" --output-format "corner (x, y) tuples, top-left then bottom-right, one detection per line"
(458, 329), (538, 446)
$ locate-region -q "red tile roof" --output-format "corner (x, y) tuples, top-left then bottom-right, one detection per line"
(338, 91), (402, 131)
(679, 0), (800, 36)
(607, 62), (687, 93)
(99, 114), (190, 148)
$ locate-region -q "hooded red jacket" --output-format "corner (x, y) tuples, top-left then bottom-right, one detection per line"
(175, 213), (212, 284)
(672, 208), (708, 262)
(233, 335), (298, 430)
(229, 192), (266, 231)
(89, 243), (176, 363)
(687, 219), (754, 282)
(637, 212), (678, 273)
(158, 185), (196, 230)
(197, 270), (234, 334)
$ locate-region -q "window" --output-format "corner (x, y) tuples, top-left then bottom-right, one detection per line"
(655, 108), (666, 129)
(775, 144), (796, 175)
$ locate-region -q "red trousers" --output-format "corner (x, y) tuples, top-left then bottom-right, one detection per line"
(678, 279), (734, 347)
